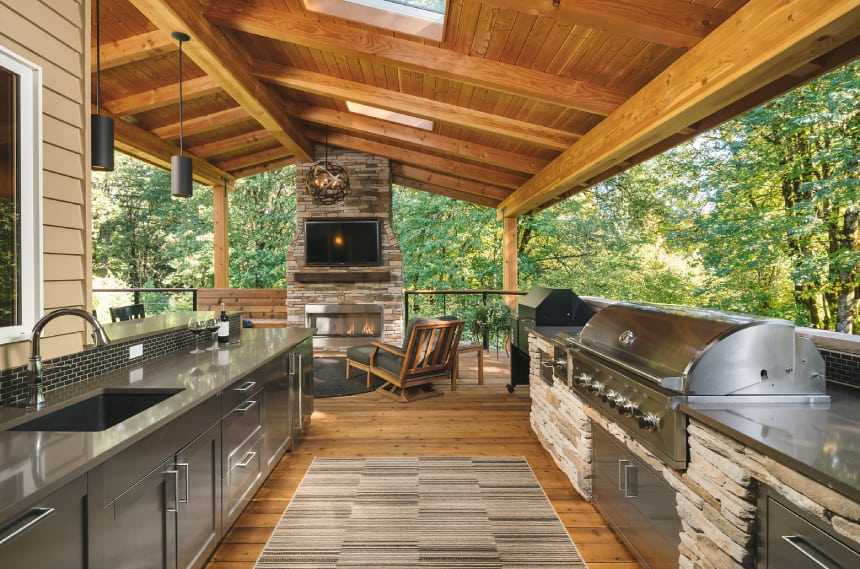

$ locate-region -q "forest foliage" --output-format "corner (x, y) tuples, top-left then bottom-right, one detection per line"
(91, 62), (858, 333)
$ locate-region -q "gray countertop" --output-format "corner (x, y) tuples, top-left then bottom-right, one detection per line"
(0, 327), (314, 521)
(681, 383), (860, 503)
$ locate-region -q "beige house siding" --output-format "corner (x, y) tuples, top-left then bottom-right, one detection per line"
(0, 0), (91, 369)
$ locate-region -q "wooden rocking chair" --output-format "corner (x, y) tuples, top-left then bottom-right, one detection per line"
(346, 317), (465, 402)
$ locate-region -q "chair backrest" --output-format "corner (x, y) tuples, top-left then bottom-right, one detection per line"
(400, 318), (464, 378)
(110, 303), (146, 322)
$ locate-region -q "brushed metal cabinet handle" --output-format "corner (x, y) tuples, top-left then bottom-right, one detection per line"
(164, 469), (179, 513)
(235, 400), (257, 413)
(624, 464), (638, 498)
(176, 462), (190, 503)
(781, 535), (841, 569)
(234, 381), (256, 392)
(618, 459), (630, 492)
(236, 451), (257, 468)
(0, 507), (55, 546)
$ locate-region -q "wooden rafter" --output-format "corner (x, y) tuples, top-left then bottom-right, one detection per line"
(205, 2), (630, 115)
(498, 0), (860, 218)
(92, 30), (175, 71)
(391, 163), (511, 202)
(105, 75), (221, 116)
(126, 0), (314, 162)
(480, 0), (730, 49)
(392, 175), (500, 208)
(256, 62), (579, 151)
(216, 147), (293, 172)
(151, 106), (251, 139)
(188, 128), (271, 159)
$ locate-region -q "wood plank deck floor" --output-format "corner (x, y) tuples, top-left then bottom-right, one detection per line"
(204, 351), (644, 569)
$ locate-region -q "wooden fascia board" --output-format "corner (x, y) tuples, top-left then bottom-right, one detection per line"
(391, 163), (512, 201)
(151, 106), (251, 139)
(256, 62), (579, 151)
(205, 3), (629, 115)
(480, 0), (730, 49)
(497, 0), (860, 219)
(92, 30), (176, 71)
(313, 130), (529, 190)
(126, 0), (313, 163)
(290, 104), (550, 175)
(105, 75), (221, 116)
(109, 111), (233, 186)
(392, 175), (500, 208)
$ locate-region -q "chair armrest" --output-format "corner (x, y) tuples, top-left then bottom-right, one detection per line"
(371, 341), (406, 358)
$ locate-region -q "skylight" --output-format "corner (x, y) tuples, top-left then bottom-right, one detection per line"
(346, 101), (433, 131)
(304, 0), (445, 41)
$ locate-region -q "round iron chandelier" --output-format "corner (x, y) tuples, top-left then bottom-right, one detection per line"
(305, 135), (350, 205)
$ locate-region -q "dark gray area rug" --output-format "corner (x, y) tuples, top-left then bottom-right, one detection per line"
(313, 356), (385, 398)
(254, 457), (587, 568)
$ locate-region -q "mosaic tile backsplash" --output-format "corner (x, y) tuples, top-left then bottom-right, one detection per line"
(821, 349), (860, 389)
(0, 313), (242, 406)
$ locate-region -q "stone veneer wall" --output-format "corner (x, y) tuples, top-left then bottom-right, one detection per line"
(528, 332), (860, 569)
(287, 146), (404, 343)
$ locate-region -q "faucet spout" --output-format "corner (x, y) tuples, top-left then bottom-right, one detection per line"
(26, 308), (111, 409)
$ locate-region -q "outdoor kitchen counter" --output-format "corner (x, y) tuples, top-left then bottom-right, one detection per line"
(0, 326), (315, 523)
(680, 383), (860, 503)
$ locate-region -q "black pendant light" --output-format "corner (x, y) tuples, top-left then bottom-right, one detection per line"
(171, 31), (193, 198)
(91, 0), (114, 171)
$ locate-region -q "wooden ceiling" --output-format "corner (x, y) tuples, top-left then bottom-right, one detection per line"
(93, 0), (860, 216)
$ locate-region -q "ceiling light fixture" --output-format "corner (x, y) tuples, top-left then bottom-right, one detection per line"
(91, 0), (114, 171)
(171, 31), (193, 198)
(305, 132), (350, 205)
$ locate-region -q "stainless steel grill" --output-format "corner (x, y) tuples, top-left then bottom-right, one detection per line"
(560, 301), (829, 469)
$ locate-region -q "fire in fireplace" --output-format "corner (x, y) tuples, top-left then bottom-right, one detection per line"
(305, 303), (384, 350)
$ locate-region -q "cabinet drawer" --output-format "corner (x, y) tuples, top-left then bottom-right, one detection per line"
(766, 497), (860, 569)
(222, 390), (263, 454)
(222, 377), (260, 412)
(223, 434), (263, 527)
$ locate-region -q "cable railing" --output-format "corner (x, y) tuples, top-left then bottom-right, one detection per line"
(92, 287), (198, 321)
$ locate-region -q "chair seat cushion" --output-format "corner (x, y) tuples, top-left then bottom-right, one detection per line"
(346, 344), (375, 366)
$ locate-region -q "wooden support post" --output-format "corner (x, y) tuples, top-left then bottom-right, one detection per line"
(503, 216), (518, 310)
(213, 179), (229, 288)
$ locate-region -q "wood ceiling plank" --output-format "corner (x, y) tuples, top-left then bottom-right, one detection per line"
(204, 2), (630, 115)
(479, 0), (730, 48)
(289, 104), (550, 174)
(105, 75), (221, 115)
(311, 130), (529, 190)
(107, 110), (233, 186)
(392, 175), (501, 208)
(498, 0), (860, 218)
(126, 0), (314, 162)
(230, 157), (297, 180)
(94, 30), (176, 71)
(255, 62), (580, 150)
(151, 106), (251, 138)
(391, 163), (511, 201)
(216, 146), (293, 172)
(188, 128), (273, 158)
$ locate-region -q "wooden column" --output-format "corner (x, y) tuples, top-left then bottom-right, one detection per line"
(503, 216), (518, 309)
(213, 180), (229, 288)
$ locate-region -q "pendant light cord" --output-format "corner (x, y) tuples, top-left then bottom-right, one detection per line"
(178, 38), (184, 157)
(95, 0), (101, 115)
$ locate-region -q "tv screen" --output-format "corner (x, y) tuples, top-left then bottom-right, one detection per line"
(305, 218), (381, 266)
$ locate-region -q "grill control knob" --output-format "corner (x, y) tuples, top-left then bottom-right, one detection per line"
(603, 390), (618, 404)
(587, 381), (604, 395)
(575, 373), (591, 387)
(618, 399), (636, 417)
(637, 413), (660, 432)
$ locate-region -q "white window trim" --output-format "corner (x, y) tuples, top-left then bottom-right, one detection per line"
(0, 45), (43, 344)
(304, 0), (444, 41)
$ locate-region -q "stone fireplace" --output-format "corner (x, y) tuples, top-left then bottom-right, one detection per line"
(287, 146), (404, 349)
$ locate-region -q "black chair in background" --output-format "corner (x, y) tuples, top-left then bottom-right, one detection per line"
(110, 304), (146, 322)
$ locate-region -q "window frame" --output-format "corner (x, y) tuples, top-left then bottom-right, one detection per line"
(0, 44), (43, 344)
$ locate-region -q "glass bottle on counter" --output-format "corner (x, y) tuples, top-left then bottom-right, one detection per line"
(218, 302), (230, 344)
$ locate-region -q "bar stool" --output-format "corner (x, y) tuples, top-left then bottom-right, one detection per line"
(454, 342), (484, 385)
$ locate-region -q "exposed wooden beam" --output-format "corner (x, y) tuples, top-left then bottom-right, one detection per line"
(229, 157), (296, 180)
(498, 0), (860, 218)
(391, 163), (512, 201)
(502, 216), (518, 308)
(213, 180), (229, 288)
(105, 110), (233, 186)
(290, 104), (550, 175)
(205, 3), (629, 115)
(188, 128), (272, 158)
(311, 130), (529, 190)
(151, 106), (251, 139)
(105, 75), (221, 116)
(257, 62), (579, 151)
(216, 147), (293, 172)
(127, 0), (314, 162)
(392, 175), (500, 208)
(481, 0), (730, 49)
(93, 30), (175, 71)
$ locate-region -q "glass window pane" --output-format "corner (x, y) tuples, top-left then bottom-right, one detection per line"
(0, 67), (18, 327)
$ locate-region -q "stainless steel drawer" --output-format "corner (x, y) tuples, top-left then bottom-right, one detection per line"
(223, 434), (263, 528)
(222, 389), (262, 454)
(222, 378), (260, 412)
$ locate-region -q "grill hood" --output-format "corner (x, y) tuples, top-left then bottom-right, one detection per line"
(573, 301), (827, 396)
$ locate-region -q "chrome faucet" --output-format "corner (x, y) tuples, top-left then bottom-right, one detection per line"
(27, 308), (111, 409)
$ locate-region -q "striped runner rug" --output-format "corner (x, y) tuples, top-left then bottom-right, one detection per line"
(254, 456), (587, 568)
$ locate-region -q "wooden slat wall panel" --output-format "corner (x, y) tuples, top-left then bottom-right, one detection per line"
(0, 0), (89, 367)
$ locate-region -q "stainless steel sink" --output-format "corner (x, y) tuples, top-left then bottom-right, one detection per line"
(8, 389), (184, 432)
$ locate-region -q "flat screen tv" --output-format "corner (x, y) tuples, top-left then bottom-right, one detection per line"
(305, 218), (381, 266)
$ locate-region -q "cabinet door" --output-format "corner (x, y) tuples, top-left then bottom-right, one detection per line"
(106, 459), (177, 569)
(625, 460), (681, 569)
(176, 422), (221, 569)
(0, 474), (88, 569)
(297, 338), (314, 432)
(263, 354), (291, 473)
(592, 425), (629, 533)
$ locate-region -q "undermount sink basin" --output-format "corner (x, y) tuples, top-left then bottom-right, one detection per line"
(9, 389), (184, 432)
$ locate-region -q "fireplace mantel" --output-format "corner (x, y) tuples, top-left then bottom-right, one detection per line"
(295, 271), (391, 283)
